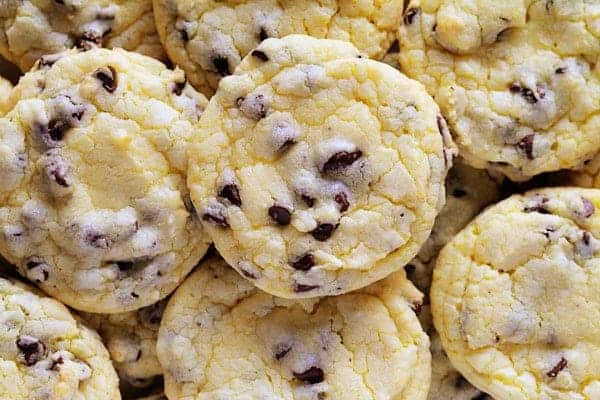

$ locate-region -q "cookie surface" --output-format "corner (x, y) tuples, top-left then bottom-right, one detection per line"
(157, 257), (431, 400)
(432, 187), (600, 399)
(0, 0), (166, 71)
(0, 275), (120, 400)
(568, 153), (600, 189)
(188, 35), (450, 298)
(398, 0), (600, 181)
(0, 48), (211, 313)
(81, 299), (166, 387)
(0, 75), (12, 114)
(152, 0), (404, 95)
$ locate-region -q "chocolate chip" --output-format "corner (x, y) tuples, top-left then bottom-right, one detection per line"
(311, 223), (338, 241)
(179, 28), (189, 42)
(237, 94), (268, 120)
(258, 27), (269, 41)
(403, 7), (420, 24)
(219, 184), (242, 207)
(172, 78), (187, 96)
(516, 134), (536, 160)
(274, 343), (291, 360)
(524, 195), (550, 214)
(25, 257), (50, 283)
(212, 56), (230, 76)
(547, 357), (567, 378)
(131, 292), (139, 298)
(301, 195), (315, 208)
(50, 356), (64, 371)
(16, 336), (46, 366)
(509, 83), (541, 104)
(269, 205), (292, 226)
(555, 67), (567, 74)
(251, 50), (269, 62)
(294, 366), (324, 384)
(322, 151), (363, 174)
(334, 192), (350, 212)
(44, 154), (70, 188)
(452, 188), (467, 198)
(293, 283), (320, 293)
(291, 254), (315, 271)
(94, 66), (117, 93)
(202, 212), (229, 228)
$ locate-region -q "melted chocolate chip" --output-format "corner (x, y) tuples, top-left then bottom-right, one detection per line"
(516, 134), (535, 160)
(291, 254), (315, 271)
(334, 192), (350, 212)
(293, 283), (320, 293)
(16, 336), (46, 366)
(94, 66), (117, 93)
(274, 343), (292, 360)
(212, 56), (230, 76)
(251, 50), (269, 62)
(509, 83), (541, 104)
(547, 357), (567, 378)
(258, 27), (269, 41)
(301, 195), (315, 208)
(294, 366), (324, 384)
(403, 7), (420, 24)
(322, 151), (363, 174)
(311, 223), (338, 241)
(202, 212), (229, 228)
(269, 205), (292, 226)
(219, 184), (242, 207)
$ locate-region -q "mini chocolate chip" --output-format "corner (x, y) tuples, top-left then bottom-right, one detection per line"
(452, 188), (467, 198)
(583, 231), (591, 246)
(219, 184), (242, 207)
(202, 212), (229, 228)
(212, 56), (230, 76)
(524, 195), (550, 214)
(555, 67), (567, 74)
(311, 223), (338, 241)
(251, 50), (269, 62)
(509, 84), (539, 104)
(403, 7), (420, 24)
(547, 357), (567, 378)
(172, 78), (187, 96)
(274, 343), (291, 360)
(16, 336), (46, 366)
(94, 66), (118, 93)
(334, 192), (349, 212)
(322, 151), (363, 174)
(237, 94), (268, 120)
(293, 283), (320, 293)
(131, 292), (139, 298)
(291, 254), (315, 271)
(542, 227), (556, 239)
(294, 366), (324, 384)
(516, 134), (536, 160)
(135, 349), (142, 361)
(301, 195), (315, 208)
(269, 205), (292, 226)
(258, 27), (269, 41)
(50, 356), (64, 371)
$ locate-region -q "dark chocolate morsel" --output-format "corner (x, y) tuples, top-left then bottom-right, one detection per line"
(291, 254), (315, 271)
(50, 356), (64, 371)
(16, 336), (46, 366)
(269, 205), (292, 226)
(172, 78), (187, 96)
(219, 184), (242, 207)
(334, 192), (350, 212)
(212, 56), (230, 76)
(293, 283), (320, 293)
(94, 66), (118, 93)
(202, 212), (229, 228)
(516, 134), (535, 160)
(403, 7), (420, 24)
(547, 357), (567, 378)
(322, 151), (363, 174)
(311, 223), (338, 241)
(301, 195), (315, 208)
(258, 27), (269, 41)
(294, 366), (324, 384)
(251, 50), (269, 62)
(274, 343), (292, 360)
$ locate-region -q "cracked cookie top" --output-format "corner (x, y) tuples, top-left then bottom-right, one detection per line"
(0, 48), (210, 313)
(0, 275), (120, 400)
(0, 0), (166, 72)
(187, 35), (450, 299)
(431, 187), (600, 399)
(398, 0), (600, 181)
(152, 0), (405, 95)
(157, 256), (431, 400)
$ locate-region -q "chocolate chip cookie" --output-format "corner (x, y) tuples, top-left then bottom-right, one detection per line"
(0, 275), (120, 399)
(0, 48), (211, 313)
(187, 35), (451, 298)
(398, 0), (600, 181)
(152, 0), (404, 95)
(432, 187), (600, 399)
(0, 0), (166, 72)
(157, 256), (431, 400)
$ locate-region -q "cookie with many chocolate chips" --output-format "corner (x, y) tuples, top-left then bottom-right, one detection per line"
(432, 187), (600, 399)
(398, 0), (600, 181)
(152, 0), (404, 95)
(157, 256), (431, 399)
(0, 276), (120, 399)
(188, 35), (451, 299)
(0, 48), (211, 313)
(80, 299), (166, 388)
(0, 0), (166, 72)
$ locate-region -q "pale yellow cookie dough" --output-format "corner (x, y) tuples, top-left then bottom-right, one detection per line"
(152, 0), (405, 95)
(188, 35), (450, 298)
(0, 0), (166, 72)
(0, 275), (120, 400)
(0, 48), (211, 313)
(432, 187), (600, 399)
(399, 0), (600, 181)
(157, 257), (431, 400)
(568, 153), (600, 189)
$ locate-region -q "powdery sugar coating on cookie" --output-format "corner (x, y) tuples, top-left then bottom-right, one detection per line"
(80, 299), (166, 388)
(188, 35), (450, 299)
(399, 0), (600, 181)
(157, 257), (431, 400)
(0, 48), (211, 313)
(432, 187), (600, 399)
(0, 276), (120, 400)
(152, 0), (405, 95)
(0, 0), (166, 72)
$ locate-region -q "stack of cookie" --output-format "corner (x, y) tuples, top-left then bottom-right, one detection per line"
(0, 1), (597, 399)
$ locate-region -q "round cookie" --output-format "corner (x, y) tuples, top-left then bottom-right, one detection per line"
(0, 48), (211, 313)
(0, 274), (120, 400)
(398, 0), (600, 181)
(0, 75), (13, 115)
(81, 299), (166, 387)
(157, 257), (431, 400)
(0, 0), (166, 72)
(152, 0), (405, 95)
(432, 187), (600, 399)
(568, 153), (600, 189)
(188, 35), (451, 298)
